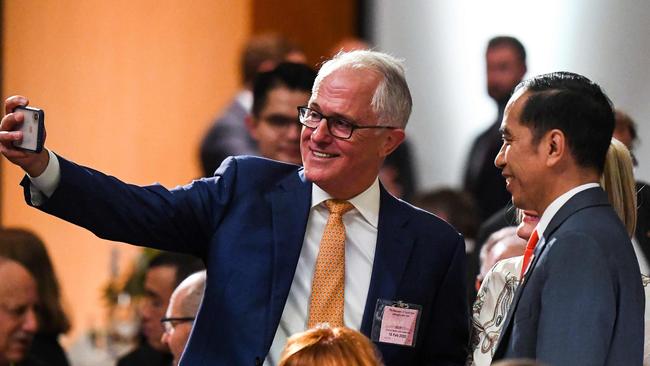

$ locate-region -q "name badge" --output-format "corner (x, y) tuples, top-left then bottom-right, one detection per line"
(371, 299), (422, 347)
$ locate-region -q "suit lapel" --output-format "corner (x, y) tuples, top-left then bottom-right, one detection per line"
(360, 187), (415, 335)
(494, 187), (610, 357)
(265, 169), (312, 347)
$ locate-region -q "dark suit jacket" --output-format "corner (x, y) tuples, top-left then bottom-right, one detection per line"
(463, 118), (511, 222)
(24, 155), (469, 366)
(493, 187), (645, 365)
(117, 342), (172, 366)
(199, 98), (257, 177)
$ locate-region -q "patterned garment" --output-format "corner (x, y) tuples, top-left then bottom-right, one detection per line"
(467, 256), (523, 366)
(468, 263), (650, 366)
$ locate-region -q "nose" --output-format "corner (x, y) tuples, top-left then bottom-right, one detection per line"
(309, 119), (333, 143)
(22, 307), (38, 333)
(494, 142), (506, 169)
(161, 331), (170, 345)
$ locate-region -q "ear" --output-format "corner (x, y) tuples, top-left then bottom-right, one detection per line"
(380, 128), (406, 157)
(544, 129), (565, 167)
(245, 115), (259, 139)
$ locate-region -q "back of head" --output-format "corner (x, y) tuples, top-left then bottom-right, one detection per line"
(279, 327), (383, 366)
(175, 271), (207, 317)
(315, 50), (412, 128)
(601, 138), (637, 237)
(515, 71), (615, 174)
(0, 228), (69, 335)
(252, 62), (317, 117)
(148, 252), (205, 288)
(242, 33), (302, 85)
(415, 188), (479, 239)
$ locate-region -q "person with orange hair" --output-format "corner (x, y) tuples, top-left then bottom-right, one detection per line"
(279, 327), (383, 366)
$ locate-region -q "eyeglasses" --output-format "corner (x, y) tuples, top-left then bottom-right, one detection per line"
(160, 316), (195, 334)
(261, 114), (300, 129)
(297, 106), (397, 140)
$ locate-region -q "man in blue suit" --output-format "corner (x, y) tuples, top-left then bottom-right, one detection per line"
(492, 72), (644, 365)
(0, 50), (469, 365)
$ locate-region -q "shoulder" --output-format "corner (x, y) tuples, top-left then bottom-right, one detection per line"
(190, 156), (303, 197)
(221, 155), (302, 185)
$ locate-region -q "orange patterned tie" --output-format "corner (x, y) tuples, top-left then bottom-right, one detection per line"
(308, 199), (355, 328)
(520, 229), (540, 279)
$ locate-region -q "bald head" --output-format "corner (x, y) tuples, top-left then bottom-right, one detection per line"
(171, 271), (206, 317)
(163, 271), (206, 366)
(0, 258), (39, 366)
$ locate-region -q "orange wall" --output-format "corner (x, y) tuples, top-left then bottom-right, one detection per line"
(2, 0), (251, 345)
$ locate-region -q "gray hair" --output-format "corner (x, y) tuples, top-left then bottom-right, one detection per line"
(171, 270), (207, 317)
(314, 50), (412, 128)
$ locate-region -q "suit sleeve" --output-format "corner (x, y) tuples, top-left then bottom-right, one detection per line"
(535, 232), (616, 365)
(422, 234), (470, 366)
(21, 154), (240, 257)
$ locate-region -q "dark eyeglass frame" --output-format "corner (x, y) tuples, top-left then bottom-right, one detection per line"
(160, 316), (195, 324)
(297, 106), (397, 140)
(160, 316), (195, 333)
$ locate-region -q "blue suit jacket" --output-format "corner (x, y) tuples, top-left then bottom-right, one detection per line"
(493, 187), (645, 365)
(24, 155), (469, 365)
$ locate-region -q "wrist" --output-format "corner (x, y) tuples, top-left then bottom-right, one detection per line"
(24, 149), (50, 178)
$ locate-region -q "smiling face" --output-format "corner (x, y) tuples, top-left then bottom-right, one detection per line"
(0, 261), (38, 365)
(300, 68), (404, 199)
(249, 86), (309, 165)
(495, 89), (549, 212)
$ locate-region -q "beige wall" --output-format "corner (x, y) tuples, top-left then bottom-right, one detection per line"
(2, 0), (251, 345)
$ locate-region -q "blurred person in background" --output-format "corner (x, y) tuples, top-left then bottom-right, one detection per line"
(415, 188), (480, 301)
(245, 62), (316, 165)
(200, 33), (306, 176)
(0, 256), (40, 366)
(161, 271), (206, 366)
(117, 252), (204, 366)
(613, 109), (650, 274)
(0, 228), (70, 366)
(463, 36), (527, 221)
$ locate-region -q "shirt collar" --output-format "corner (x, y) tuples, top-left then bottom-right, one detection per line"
(311, 179), (381, 228)
(235, 89), (253, 112)
(536, 182), (600, 238)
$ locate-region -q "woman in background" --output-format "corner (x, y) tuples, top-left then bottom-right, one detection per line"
(0, 228), (71, 366)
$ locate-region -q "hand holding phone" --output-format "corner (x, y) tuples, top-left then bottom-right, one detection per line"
(12, 106), (45, 153)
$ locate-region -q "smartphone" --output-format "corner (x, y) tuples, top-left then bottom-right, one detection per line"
(12, 106), (45, 153)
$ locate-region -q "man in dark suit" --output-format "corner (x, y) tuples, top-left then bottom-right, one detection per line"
(492, 72), (644, 365)
(463, 36), (527, 221)
(0, 50), (469, 365)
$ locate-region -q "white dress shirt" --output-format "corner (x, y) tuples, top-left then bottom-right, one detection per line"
(265, 180), (379, 365)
